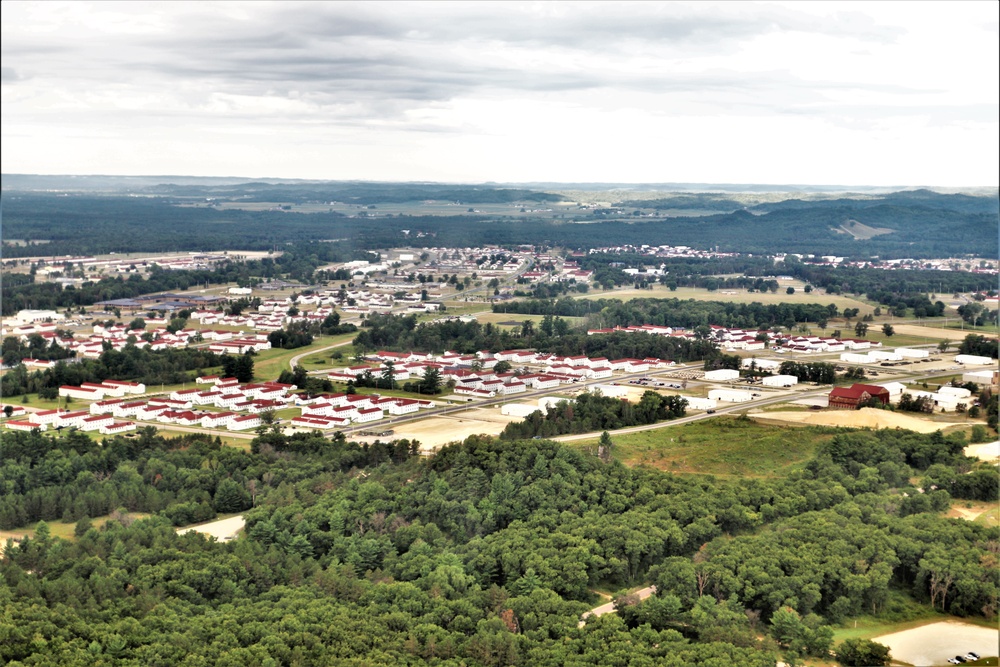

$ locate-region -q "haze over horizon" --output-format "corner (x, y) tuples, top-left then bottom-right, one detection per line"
(3, 1), (998, 187)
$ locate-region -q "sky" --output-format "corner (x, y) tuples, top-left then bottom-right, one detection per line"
(2, 1), (998, 186)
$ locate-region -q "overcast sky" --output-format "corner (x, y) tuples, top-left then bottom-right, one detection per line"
(2, 1), (997, 186)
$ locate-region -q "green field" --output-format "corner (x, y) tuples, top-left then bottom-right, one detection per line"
(570, 418), (835, 477)
(578, 284), (875, 312)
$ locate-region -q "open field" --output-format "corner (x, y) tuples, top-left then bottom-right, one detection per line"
(874, 620), (999, 667)
(892, 322), (1000, 340)
(750, 408), (969, 434)
(253, 333), (355, 379)
(384, 406), (521, 451)
(578, 284), (875, 312)
(948, 500), (1000, 526)
(569, 418), (833, 477)
(0, 512), (152, 547)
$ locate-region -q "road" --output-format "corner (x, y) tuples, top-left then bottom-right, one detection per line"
(579, 586), (656, 627)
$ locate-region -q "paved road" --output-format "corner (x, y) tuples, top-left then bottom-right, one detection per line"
(579, 586), (656, 627)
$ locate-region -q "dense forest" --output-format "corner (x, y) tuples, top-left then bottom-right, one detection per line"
(2, 422), (997, 666)
(353, 313), (721, 364)
(499, 390), (688, 439)
(3, 185), (996, 258)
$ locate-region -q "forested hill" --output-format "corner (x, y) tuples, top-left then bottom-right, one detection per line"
(2, 425), (997, 665)
(1, 187), (996, 259)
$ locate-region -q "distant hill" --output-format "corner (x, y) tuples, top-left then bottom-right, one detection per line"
(1, 179), (995, 259)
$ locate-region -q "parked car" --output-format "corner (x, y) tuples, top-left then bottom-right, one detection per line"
(965, 652), (980, 661)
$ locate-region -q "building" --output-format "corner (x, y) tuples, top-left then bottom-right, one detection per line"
(682, 396), (718, 411)
(828, 384), (891, 410)
(704, 369), (740, 382)
(955, 354), (994, 366)
(761, 375), (799, 388)
(708, 389), (753, 403)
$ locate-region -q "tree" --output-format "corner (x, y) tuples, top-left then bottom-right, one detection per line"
(881, 323), (895, 337)
(213, 478), (251, 514)
(128, 317), (146, 330)
(3, 405), (13, 418)
(493, 360), (512, 374)
(854, 321), (869, 337)
(936, 340), (951, 353)
(598, 431), (613, 462)
(786, 287), (795, 295)
(835, 638), (890, 666)
(421, 366), (442, 395)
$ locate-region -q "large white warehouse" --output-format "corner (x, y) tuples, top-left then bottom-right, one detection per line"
(501, 404), (542, 418)
(955, 354), (995, 366)
(761, 375), (799, 388)
(704, 369), (740, 382)
(708, 389), (753, 403)
(683, 396), (718, 411)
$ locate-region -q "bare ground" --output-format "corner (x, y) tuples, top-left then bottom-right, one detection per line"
(750, 408), (950, 433)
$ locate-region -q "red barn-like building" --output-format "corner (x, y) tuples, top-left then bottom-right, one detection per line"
(828, 384), (891, 410)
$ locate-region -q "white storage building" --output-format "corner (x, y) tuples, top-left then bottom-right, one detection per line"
(683, 396), (718, 411)
(955, 354), (995, 366)
(963, 369), (998, 385)
(840, 353), (873, 364)
(761, 375), (799, 388)
(878, 382), (907, 397)
(704, 369), (740, 382)
(741, 358), (781, 371)
(539, 396), (569, 410)
(501, 403), (542, 418)
(708, 389), (753, 403)
(938, 386), (972, 399)
(592, 384), (629, 398)
(869, 350), (902, 362)
(895, 348), (929, 359)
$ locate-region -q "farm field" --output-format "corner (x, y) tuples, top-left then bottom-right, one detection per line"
(568, 418), (832, 477)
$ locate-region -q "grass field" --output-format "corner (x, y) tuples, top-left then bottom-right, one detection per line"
(0, 512), (152, 545)
(253, 333), (355, 379)
(577, 284), (875, 312)
(569, 418), (834, 477)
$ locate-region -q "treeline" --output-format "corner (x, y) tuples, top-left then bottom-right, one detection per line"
(1, 423), (997, 666)
(778, 361), (837, 384)
(354, 313), (720, 364)
(500, 390), (687, 440)
(1, 263), (244, 316)
(0, 346), (224, 399)
(773, 260), (996, 308)
(498, 297), (841, 331)
(959, 334), (999, 358)
(0, 428), (421, 531)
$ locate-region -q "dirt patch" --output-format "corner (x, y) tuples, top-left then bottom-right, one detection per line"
(892, 324), (996, 342)
(947, 501), (997, 523)
(751, 408), (948, 433)
(965, 441), (999, 463)
(874, 620), (998, 666)
(390, 412), (515, 452)
(835, 219), (894, 239)
(176, 515), (245, 541)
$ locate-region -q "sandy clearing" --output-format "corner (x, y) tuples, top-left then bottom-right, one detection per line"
(892, 324), (997, 342)
(750, 408), (948, 433)
(874, 620), (998, 666)
(965, 441), (1000, 463)
(177, 515), (245, 541)
(390, 414), (513, 452)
